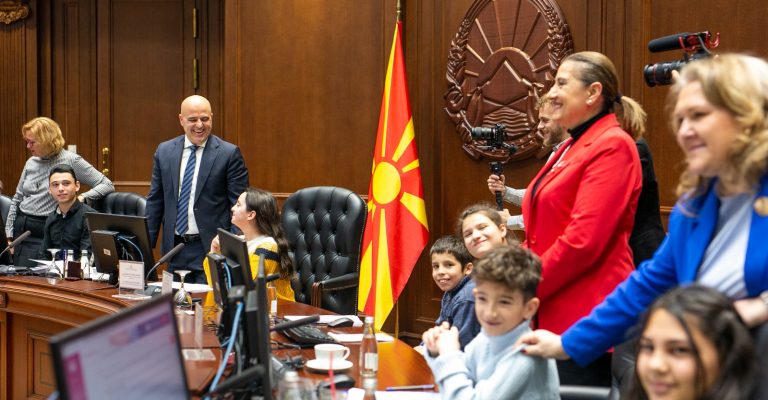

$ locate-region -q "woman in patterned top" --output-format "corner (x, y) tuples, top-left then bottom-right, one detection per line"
(5, 117), (113, 267)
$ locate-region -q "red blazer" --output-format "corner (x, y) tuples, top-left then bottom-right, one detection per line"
(522, 113), (641, 334)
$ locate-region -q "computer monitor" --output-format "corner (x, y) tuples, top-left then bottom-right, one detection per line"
(50, 294), (189, 400)
(206, 253), (234, 341)
(217, 228), (253, 291)
(241, 256), (272, 398)
(86, 212), (157, 280)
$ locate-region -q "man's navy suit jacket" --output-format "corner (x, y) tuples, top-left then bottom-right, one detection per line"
(145, 134), (248, 258)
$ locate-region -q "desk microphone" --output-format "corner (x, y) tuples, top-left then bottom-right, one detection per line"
(0, 230), (31, 258)
(145, 242), (185, 280)
(271, 314), (320, 332)
(265, 273), (280, 283)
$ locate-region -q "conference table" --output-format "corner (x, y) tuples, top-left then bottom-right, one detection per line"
(0, 275), (434, 399)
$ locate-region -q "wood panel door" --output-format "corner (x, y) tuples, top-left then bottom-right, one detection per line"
(95, 0), (221, 194)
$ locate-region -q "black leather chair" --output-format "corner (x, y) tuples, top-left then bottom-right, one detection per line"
(88, 192), (147, 216)
(281, 186), (367, 315)
(0, 194), (12, 226)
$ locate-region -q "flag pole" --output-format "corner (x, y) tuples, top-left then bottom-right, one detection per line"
(394, 0), (402, 340)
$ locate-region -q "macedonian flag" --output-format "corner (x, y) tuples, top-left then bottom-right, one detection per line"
(358, 21), (429, 330)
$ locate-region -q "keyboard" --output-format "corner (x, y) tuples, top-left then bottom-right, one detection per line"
(275, 319), (338, 348)
(0, 265), (29, 275)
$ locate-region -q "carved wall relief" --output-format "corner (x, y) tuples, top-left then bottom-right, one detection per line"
(445, 0), (573, 162)
(0, 1), (29, 25)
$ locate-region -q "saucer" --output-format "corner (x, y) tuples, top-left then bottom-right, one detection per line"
(305, 358), (353, 371)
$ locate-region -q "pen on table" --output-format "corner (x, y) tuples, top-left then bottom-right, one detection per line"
(385, 384), (436, 391)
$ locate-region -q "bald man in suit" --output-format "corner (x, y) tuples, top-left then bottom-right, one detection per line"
(145, 95), (249, 283)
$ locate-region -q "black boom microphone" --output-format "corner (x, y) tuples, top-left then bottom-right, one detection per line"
(270, 314), (320, 332)
(0, 230), (31, 258)
(648, 32), (696, 52)
(145, 242), (185, 280)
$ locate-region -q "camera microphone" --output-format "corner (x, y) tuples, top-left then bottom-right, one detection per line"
(648, 32), (693, 52)
(648, 31), (717, 53)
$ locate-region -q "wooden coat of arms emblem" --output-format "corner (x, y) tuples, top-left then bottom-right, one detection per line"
(445, 0), (574, 162)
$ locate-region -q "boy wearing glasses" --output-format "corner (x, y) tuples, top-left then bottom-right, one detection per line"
(38, 164), (95, 259)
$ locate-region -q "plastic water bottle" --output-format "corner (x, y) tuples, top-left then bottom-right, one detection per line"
(359, 316), (378, 398)
(277, 370), (301, 400)
(80, 250), (90, 279)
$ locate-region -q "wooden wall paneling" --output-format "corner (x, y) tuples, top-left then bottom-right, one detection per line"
(226, 0), (395, 194)
(0, 1), (37, 201)
(50, 0), (98, 175)
(96, 0), (201, 193)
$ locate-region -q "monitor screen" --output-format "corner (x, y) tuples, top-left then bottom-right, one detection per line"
(242, 256), (272, 395)
(86, 212), (157, 280)
(50, 295), (189, 400)
(217, 228), (253, 291)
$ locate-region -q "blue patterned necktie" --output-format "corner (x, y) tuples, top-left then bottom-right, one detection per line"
(176, 145), (198, 234)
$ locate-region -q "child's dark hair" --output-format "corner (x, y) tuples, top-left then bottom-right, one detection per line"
(49, 164), (78, 182)
(626, 285), (756, 400)
(430, 235), (472, 268)
(243, 187), (294, 279)
(472, 245), (541, 301)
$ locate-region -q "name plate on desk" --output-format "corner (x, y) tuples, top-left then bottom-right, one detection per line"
(118, 260), (145, 290)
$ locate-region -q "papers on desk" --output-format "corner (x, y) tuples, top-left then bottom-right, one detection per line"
(346, 388), (439, 400)
(147, 281), (212, 293)
(327, 332), (394, 343)
(284, 314), (364, 327)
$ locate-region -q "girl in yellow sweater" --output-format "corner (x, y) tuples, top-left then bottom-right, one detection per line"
(205, 187), (295, 301)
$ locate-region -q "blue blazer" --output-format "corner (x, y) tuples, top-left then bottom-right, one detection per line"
(562, 175), (768, 366)
(145, 134), (249, 256)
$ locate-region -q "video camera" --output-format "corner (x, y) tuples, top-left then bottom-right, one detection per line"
(470, 124), (517, 152)
(471, 124), (517, 210)
(643, 31), (720, 87)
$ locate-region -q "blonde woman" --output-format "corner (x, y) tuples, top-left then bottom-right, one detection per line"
(6, 117), (113, 266)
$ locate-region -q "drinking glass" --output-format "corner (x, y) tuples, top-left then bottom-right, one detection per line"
(173, 270), (193, 308)
(47, 248), (61, 277)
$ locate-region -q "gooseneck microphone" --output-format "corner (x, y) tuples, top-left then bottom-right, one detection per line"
(270, 314), (320, 332)
(0, 230), (31, 258)
(145, 242), (185, 280)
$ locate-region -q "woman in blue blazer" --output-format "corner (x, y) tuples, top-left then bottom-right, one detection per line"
(518, 53), (768, 393)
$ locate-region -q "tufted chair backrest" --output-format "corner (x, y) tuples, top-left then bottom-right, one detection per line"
(281, 186), (367, 314)
(0, 195), (11, 226)
(89, 192), (147, 217)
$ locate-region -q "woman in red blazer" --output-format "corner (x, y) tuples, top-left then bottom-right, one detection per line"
(521, 51), (646, 385)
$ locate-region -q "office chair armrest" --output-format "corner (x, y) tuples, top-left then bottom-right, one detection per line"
(311, 273), (359, 309)
(559, 385), (611, 400)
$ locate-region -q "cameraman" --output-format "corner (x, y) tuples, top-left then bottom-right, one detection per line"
(486, 95), (569, 230)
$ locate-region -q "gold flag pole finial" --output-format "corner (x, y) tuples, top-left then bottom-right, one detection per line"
(396, 0), (402, 22)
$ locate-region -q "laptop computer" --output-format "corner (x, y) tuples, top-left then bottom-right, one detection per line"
(49, 295), (190, 400)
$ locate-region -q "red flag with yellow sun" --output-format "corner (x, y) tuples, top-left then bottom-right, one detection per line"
(358, 21), (429, 329)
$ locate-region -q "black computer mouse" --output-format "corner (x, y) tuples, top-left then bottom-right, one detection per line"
(316, 373), (356, 390)
(327, 317), (355, 328)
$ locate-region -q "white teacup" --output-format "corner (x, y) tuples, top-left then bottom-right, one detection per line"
(314, 343), (350, 363)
